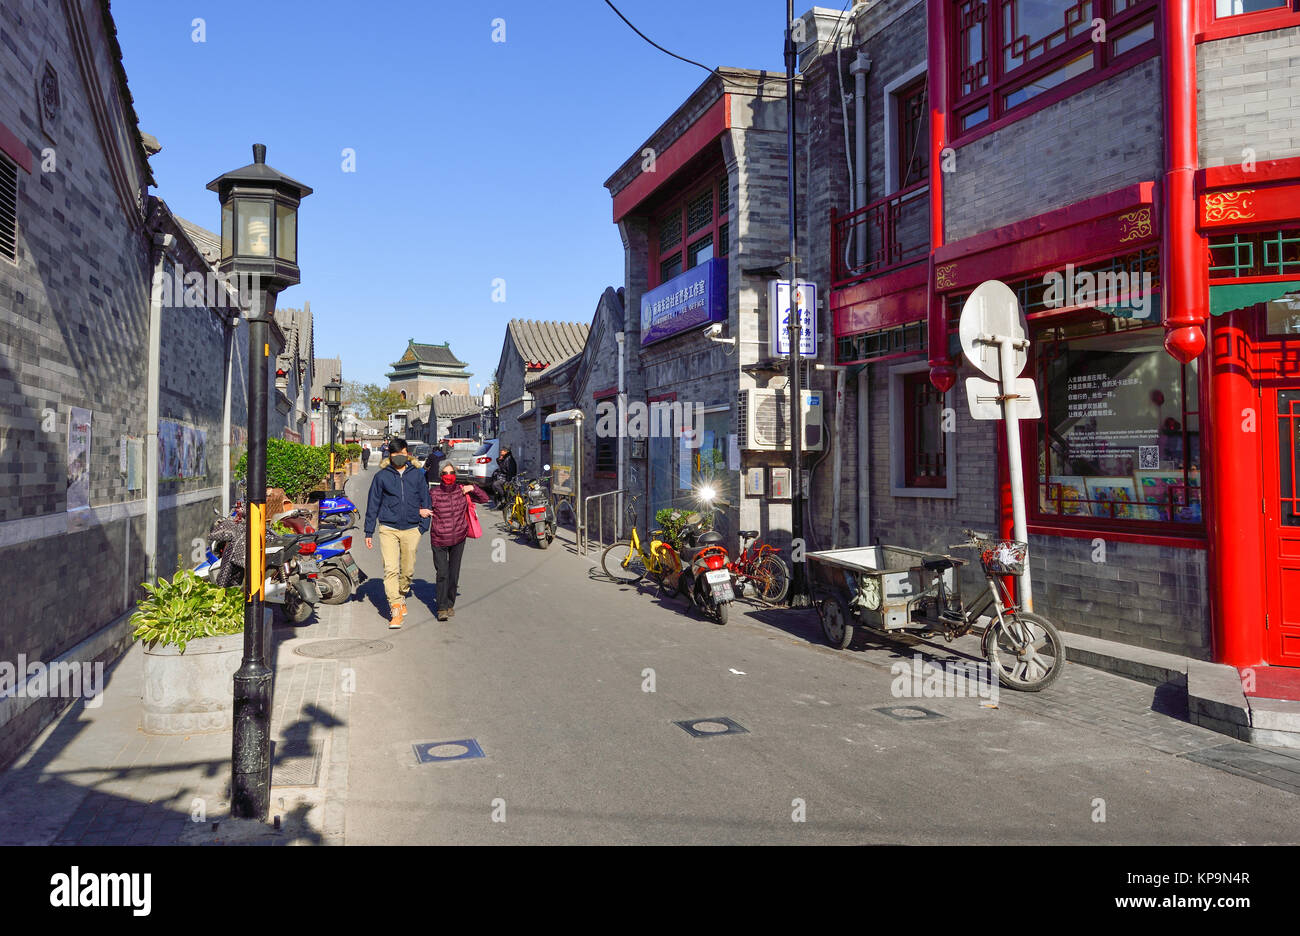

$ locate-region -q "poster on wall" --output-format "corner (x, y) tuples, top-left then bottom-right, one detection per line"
(679, 433), (693, 490)
(126, 438), (143, 492)
(158, 420), (207, 479)
(67, 407), (91, 511)
(551, 422), (575, 495)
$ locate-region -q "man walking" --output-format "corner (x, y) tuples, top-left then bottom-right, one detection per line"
(363, 438), (430, 628)
(361, 442), (371, 469)
(490, 445), (517, 508)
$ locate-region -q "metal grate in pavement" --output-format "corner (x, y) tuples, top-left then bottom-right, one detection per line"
(271, 740), (323, 787)
(675, 717), (749, 738)
(1178, 743), (1300, 796)
(413, 739), (485, 764)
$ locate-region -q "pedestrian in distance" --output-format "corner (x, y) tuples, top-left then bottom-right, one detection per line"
(361, 442), (371, 470)
(422, 462), (489, 622)
(363, 437), (431, 629)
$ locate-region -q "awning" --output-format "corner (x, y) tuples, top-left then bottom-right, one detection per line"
(1209, 281), (1300, 317)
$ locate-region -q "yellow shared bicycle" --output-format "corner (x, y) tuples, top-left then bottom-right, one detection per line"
(600, 496), (682, 588)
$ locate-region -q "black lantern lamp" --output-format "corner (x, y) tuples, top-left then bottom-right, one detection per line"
(324, 377), (342, 495)
(208, 144), (311, 822)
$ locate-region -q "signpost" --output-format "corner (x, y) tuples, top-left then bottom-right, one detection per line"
(959, 281), (1036, 610)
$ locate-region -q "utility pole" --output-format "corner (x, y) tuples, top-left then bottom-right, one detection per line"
(786, 0), (806, 602)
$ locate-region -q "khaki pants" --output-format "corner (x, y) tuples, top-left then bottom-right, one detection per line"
(378, 524), (421, 604)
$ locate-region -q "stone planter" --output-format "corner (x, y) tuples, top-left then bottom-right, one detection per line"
(140, 612), (273, 735)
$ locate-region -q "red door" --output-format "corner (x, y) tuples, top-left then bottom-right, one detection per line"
(1263, 386), (1300, 665)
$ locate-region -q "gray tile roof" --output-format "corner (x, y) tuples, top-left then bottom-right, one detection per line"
(433, 394), (484, 419)
(311, 358), (342, 398)
(172, 214), (221, 265)
(397, 341), (468, 367)
(507, 319), (590, 370)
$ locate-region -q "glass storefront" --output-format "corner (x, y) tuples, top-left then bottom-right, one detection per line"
(1034, 319), (1201, 526)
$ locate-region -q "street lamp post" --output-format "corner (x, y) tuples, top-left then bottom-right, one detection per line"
(325, 377), (341, 494)
(208, 143), (312, 822)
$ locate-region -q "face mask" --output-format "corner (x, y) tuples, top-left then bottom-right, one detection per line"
(390, 454), (408, 467)
(440, 474), (457, 487)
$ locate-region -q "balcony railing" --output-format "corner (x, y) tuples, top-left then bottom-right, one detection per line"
(831, 181), (930, 288)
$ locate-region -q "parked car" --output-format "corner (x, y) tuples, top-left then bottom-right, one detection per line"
(412, 442), (432, 465)
(442, 439), (483, 484)
(470, 439), (501, 488)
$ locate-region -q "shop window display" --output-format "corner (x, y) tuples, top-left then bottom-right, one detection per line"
(1035, 321), (1201, 526)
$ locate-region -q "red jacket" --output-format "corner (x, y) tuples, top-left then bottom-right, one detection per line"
(428, 481), (489, 547)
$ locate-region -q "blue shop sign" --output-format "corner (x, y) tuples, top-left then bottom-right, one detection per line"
(641, 258), (728, 347)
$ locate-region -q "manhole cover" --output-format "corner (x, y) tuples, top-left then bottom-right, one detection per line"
(874, 705), (944, 722)
(294, 639), (392, 659)
(414, 739), (485, 763)
(271, 740), (322, 787)
(675, 717), (749, 738)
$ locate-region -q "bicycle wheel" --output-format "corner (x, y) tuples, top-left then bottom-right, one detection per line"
(601, 540), (646, 584)
(984, 610), (1064, 691)
(752, 555), (790, 604)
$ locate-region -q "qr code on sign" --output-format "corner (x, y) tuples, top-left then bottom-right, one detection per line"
(1138, 446), (1159, 470)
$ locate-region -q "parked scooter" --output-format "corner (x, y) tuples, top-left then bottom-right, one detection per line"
(316, 493), (359, 529)
(525, 465), (557, 549)
(676, 487), (735, 625)
(194, 509), (322, 623)
(278, 508), (366, 605)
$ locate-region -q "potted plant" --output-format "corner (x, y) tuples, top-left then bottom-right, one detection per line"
(132, 568), (269, 735)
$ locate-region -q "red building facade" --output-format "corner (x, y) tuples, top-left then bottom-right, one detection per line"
(830, 0), (1300, 665)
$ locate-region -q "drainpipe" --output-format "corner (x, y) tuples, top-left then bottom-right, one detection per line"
(925, 0), (954, 393)
(1161, 0), (1207, 363)
(616, 330), (626, 540)
(221, 317), (234, 516)
(857, 366), (869, 546)
(850, 53), (871, 270)
(815, 363), (847, 548)
(145, 231), (174, 582)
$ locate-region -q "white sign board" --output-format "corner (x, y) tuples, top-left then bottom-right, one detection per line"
(965, 377), (1042, 420)
(769, 281), (818, 358)
(959, 280), (1027, 380)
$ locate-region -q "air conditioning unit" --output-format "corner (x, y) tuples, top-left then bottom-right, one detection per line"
(738, 388), (824, 452)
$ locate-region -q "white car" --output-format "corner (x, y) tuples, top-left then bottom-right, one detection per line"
(469, 439), (501, 488)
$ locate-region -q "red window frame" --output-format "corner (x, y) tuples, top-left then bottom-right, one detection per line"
(949, 0), (1159, 146)
(649, 169), (731, 289)
(1198, 0), (1300, 40)
(1027, 312), (1206, 539)
(902, 371), (947, 487)
(896, 77), (929, 190)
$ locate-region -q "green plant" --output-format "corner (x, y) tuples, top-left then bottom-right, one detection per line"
(235, 437), (332, 501)
(131, 569), (244, 653)
(654, 507), (712, 551)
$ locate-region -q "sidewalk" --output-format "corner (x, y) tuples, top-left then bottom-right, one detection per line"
(0, 476), (368, 847)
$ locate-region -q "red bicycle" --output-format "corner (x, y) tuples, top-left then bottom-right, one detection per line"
(729, 531), (790, 605)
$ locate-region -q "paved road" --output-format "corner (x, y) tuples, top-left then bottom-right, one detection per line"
(334, 466), (1300, 845)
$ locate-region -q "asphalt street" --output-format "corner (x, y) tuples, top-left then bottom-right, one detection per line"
(338, 466), (1300, 845)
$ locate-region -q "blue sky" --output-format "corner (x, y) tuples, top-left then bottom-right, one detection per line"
(114, 0), (821, 391)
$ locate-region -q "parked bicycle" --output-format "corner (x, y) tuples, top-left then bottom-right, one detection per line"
(600, 496), (682, 589)
(730, 531), (790, 605)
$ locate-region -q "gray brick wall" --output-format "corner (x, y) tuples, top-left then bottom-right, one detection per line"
(1198, 26), (1300, 168)
(944, 60), (1163, 243)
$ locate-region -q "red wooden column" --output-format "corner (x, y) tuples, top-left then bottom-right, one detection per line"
(1161, 0), (1208, 363)
(925, 0), (954, 392)
(1207, 312), (1266, 665)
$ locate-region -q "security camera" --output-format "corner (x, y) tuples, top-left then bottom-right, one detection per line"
(704, 323), (723, 338)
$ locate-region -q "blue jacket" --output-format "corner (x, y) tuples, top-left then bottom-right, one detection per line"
(364, 462), (431, 536)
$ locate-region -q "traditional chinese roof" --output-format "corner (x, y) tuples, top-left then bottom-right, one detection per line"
(311, 357), (342, 399)
(506, 319), (590, 371)
(391, 339), (469, 369)
(433, 394), (484, 419)
(173, 215), (220, 265)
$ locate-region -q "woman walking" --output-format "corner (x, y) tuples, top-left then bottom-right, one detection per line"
(422, 462), (490, 621)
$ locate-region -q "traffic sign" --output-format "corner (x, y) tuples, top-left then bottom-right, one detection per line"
(958, 280), (1028, 380)
(965, 377), (1041, 420)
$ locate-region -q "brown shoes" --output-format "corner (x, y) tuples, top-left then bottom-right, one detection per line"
(436, 609), (449, 622)
(389, 599), (406, 629)
(446, 607), (455, 619)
